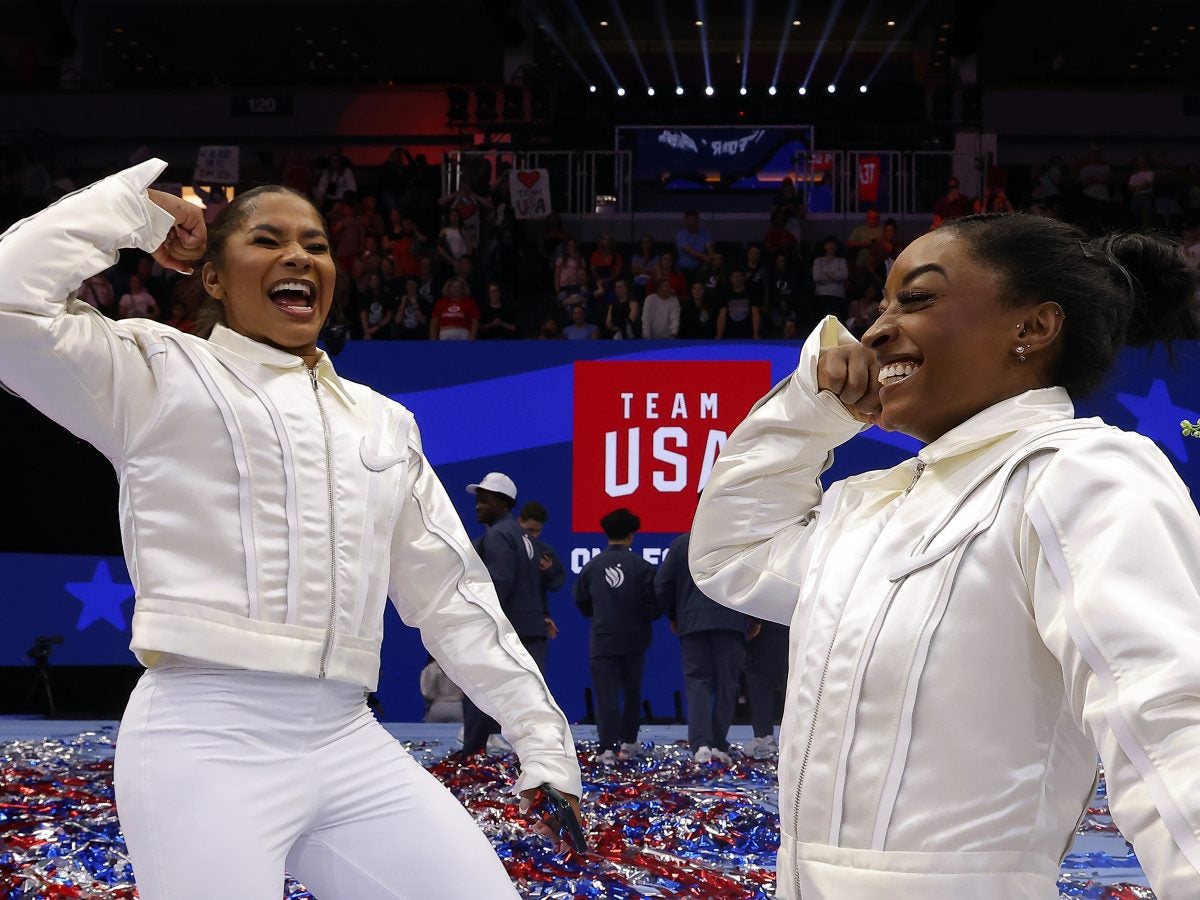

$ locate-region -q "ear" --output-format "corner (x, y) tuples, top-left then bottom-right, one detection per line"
(201, 261), (225, 301)
(1017, 301), (1065, 357)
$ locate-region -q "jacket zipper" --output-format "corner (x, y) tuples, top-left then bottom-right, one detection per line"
(310, 367), (338, 678)
(791, 456), (925, 898)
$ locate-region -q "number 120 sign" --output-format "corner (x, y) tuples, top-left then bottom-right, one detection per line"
(572, 361), (771, 533)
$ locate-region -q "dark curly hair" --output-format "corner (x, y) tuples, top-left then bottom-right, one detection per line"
(941, 214), (1197, 397)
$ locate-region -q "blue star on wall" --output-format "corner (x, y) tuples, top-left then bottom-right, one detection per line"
(64, 561), (135, 631)
(1116, 379), (1199, 464)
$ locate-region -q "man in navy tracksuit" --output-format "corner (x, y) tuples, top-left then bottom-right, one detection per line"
(656, 530), (750, 764)
(574, 508), (660, 766)
(461, 472), (550, 755)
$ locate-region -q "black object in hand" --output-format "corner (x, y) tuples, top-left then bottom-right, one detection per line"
(534, 783), (586, 852)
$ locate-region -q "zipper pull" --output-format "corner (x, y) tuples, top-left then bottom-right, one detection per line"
(905, 460), (926, 495)
(309, 366), (318, 391)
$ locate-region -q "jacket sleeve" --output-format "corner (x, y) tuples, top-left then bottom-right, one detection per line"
(688, 316), (866, 624)
(388, 423), (581, 798)
(0, 159), (176, 459)
(640, 561), (660, 622)
(573, 567), (593, 618)
(479, 524), (516, 604)
(654, 540), (680, 622)
(540, 542), (566, 594)
(1025, 432), (1200, 899)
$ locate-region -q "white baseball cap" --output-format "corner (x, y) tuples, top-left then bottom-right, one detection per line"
(466, 472), (518, 501)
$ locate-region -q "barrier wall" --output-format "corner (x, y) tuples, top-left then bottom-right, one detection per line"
(3, 338), (1197, 722)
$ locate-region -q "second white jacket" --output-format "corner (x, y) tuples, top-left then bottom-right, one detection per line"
(691, 319), (1200, 899)
(0, 160), (581, 797)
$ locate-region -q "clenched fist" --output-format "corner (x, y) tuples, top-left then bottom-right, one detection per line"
(147, 189), (207, 274)
(817, 342), (883, 426)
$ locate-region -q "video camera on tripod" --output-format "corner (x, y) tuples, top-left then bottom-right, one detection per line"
(28, 634), (64, 663)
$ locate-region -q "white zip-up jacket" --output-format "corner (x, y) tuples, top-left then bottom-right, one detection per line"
(691, 319), (1200, 899)
(0, 160), (581, 798)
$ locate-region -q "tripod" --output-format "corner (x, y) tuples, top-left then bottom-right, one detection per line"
(23, 657), (57, 717)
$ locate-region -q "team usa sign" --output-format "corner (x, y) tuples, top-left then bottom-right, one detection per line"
(572, 361), (772, 533)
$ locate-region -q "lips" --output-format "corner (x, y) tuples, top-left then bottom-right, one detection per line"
(267, 279), (316, 319)
(878, 360), (921, 386)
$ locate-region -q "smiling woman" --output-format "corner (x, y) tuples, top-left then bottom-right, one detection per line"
(0, 161), (583, 899)
(691, 213), (1200, 899)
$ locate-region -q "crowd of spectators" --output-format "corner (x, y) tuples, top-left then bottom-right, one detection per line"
(5, 143), (1199, 344)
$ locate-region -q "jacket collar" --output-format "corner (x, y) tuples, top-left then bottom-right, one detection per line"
(917, 387), (1074, 465)
(208, 324), (356, 407)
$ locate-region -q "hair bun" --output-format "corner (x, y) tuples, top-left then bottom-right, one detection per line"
(1088, 233), (1198, 345)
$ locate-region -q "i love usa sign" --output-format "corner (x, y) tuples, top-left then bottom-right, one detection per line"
(509, 167), (552, 219)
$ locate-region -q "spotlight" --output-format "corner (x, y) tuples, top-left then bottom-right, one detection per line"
(600, 20), (609, 26)
(616, 86), (626, 96)
(827, 83), (836, 93)
(647, 87), (655, 96)
(589, 84), (597, 93)
(768, 85), (777, 95)
(798, 86), (807, 95)
(886, 20), (896, 26)
(739, 86), (748, 96)
(695, 19), (704, 26)
(792, 19), (801, 26)
(705, 85), (714, 96)
(859, 84), (868, 93)
(676, 85), (684, 95)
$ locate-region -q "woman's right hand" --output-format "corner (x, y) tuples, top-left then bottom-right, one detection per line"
(817, 342), (882, 425)
(146, 190), (206, 274)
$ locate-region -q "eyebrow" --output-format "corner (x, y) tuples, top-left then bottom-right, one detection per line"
(249, 223), (328, 240)
(899, 263), (949, 286)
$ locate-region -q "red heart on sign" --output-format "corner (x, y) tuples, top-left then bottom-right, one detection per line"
(517, 170), (541, 189)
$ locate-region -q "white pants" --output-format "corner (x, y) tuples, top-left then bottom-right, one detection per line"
(114, 666), (520, 900)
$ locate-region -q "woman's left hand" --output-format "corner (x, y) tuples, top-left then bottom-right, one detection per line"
(519, 787), (584, 848)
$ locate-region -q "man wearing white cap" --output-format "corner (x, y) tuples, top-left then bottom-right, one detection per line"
(462, 472), (554, 755)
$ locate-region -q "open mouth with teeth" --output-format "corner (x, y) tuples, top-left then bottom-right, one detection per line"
(878, 360), (922, 388)
(268, 280), (316, 318)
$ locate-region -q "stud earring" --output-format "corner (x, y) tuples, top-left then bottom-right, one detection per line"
(1015, 345), (1027, 361)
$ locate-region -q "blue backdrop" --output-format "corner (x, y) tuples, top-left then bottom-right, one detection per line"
(4, 339), (1197, 722)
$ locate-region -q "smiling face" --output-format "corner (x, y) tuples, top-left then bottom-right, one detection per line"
(201, 192), (335, 366)
(861, 229), (1051, 443)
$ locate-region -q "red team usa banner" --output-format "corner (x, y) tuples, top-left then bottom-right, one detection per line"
(572, 361), (773, 533)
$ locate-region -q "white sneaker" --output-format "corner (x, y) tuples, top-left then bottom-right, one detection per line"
(597, 749), (618, 766)
(619, 742), (641, 760)
(709, 748), (733, 765)
(748, 735), (778, 759)
(486, 733), (513, 755)
(455, 726), (464, 745)
(693, 746), (713, 763)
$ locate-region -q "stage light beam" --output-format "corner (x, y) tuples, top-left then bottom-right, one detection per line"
(741, 0), (755, 95)
(696, 0), (713, 95)
(801, 0), (847, 93)
(866, 0), (930, 87)
(770, 0), (801, 90)
(608, 0), (653, 94)
(653, 0), (683, 94)
(831, 0), (882, 90)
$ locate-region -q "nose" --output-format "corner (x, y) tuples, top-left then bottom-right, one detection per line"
(280, 241), (313, 270)
(860, 315), (896, 351)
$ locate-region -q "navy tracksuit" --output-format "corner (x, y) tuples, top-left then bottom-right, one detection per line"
(655, 532), (748, 753)
(463, 517), (550, 754)
(745, 620), (790, 738)
(574, 544), (660, 753)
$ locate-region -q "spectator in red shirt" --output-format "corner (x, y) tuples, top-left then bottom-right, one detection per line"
(933, 177), (973, 221)
(430, 277), (480, 341)
(763, 208), (798, 257)
(387, 214), (426, 278)
(589, 234), (624, 301)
